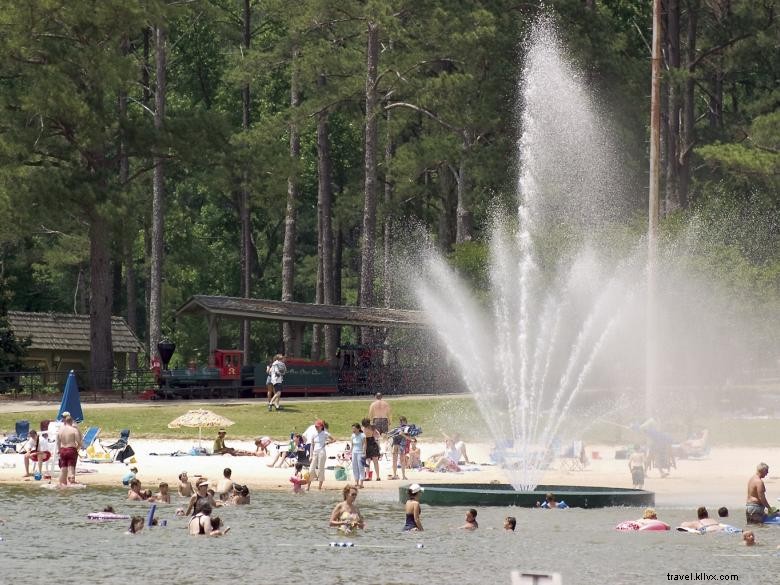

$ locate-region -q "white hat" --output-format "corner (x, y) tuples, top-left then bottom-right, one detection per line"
(408, 483), (424, 494)
(197, 479), (209, 487)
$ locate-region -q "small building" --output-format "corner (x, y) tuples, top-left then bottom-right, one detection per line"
(7, 311), (144, 373)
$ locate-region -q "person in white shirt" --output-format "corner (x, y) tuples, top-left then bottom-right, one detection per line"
(21, 430), (42, 477)
(267, 354), (287, 412)
(307, 420), (335, 491)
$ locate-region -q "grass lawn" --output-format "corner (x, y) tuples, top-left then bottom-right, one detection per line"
(0, 396), (487, 442)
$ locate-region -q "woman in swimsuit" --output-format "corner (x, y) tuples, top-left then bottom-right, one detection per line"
(188, 503), (228, 536)
(404, 484), (423, 531)
(361, 418), (381, 481)
(329, 485), (365, 534)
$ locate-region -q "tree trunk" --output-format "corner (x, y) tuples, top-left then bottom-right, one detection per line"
(149, 25), (167, 362)
(316, 74), (337, 364)
(679, 0), (698, 208)
(334, 222), (343, 350)
(282, 46), (300, 356)
(89, 210), (114, 390)
(239, 0), (252, 364)
(438, 162), (456, 250)
(359, 21), (380, 343)
(124, 241), (138, 369)
(382, 110), (394, 365)
(665, 0), (681, 212)
(454, 143), (472, 243)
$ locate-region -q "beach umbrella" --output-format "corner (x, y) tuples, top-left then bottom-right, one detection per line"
(167, 409), (235, 449)
(57, 370), (84, 423)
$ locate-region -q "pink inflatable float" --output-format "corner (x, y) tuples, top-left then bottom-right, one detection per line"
(615, 519), (670, 531)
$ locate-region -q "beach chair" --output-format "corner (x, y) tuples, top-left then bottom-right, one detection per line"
(102, 429), (132, 462)
(1, 420), (30, 453)
(78, 427), (102, 458)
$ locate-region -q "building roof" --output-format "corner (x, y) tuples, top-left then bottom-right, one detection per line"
(7, 311), (144, 353)
(176, 295), (428, 329)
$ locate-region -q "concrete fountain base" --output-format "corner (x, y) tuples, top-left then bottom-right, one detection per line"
(398, 483), (654, 508)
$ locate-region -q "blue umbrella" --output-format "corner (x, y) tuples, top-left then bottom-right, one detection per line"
(58, 370), (84, 423)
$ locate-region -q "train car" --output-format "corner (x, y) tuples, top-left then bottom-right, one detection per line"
(154, 349), (338, 399)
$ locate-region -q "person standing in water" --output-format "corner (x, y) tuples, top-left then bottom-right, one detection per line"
(746, 462), (775, 524)
(403, 483), (424, 531)
(56, 412), (82, 487)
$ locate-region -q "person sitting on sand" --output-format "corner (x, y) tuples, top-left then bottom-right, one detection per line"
(127, 478), (143, 501)
(178, 472), (194, 497)
(213, 429), (236, 455)
(444, 433), (474, 464)
(267, 434), (303, 468)
(681, 506), (720, 531)
(431, 438), (462, 471)
(460, 509), (478, 530)
(504, 516), (516, 531)
(408, 438), (421, 469)
(330, 485), (365, 534)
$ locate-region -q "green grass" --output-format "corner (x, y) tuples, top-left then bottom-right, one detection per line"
(0, 396), (487, 442)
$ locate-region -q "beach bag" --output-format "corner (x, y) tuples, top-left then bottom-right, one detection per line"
(335, 466), (347, 481)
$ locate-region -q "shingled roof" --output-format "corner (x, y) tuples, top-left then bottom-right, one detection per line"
(7, 311), (144, 353)
(177, 295), (428, 329)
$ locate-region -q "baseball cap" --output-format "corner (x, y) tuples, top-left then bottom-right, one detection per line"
(197, 479), (209, 487)
(61, 411), (71, 418)
(408, 483), (424, 494)
(218, 429), (226, 434)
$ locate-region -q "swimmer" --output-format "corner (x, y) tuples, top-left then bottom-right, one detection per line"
(156, 482), (171, 504)
(127, 478), (143, 501)
(742, 530), (756, 546)
(178, 472), (194, 497)
(127, 515), (144, 534)
(680, 506), (720, 531)
(504, 516), (516, 531)
(403, 484), (423, 531)
(188, 503), (228, 536)
(460, 509), (478, 530)
(329, 485), (365, 534)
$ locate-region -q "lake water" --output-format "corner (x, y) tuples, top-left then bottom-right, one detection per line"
(1, 485), (776, 585)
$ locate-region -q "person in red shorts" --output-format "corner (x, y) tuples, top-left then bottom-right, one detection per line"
(56, 412), (82, 487)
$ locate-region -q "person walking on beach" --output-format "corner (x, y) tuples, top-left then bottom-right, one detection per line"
(746, 462), (775, 524)
(368, 392), (391, 435)
(56, 412), (81, 487)
(268, 354), (287, 411)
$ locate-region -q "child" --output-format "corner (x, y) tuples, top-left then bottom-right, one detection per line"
(127, 515), (144, 534)
(742, 530), (756, 546)
(460, 508), (478, 530)
(504, 516), (516, 531)
(156, 482), (171, 504)
(121, 466), (138, 486)
(178, 472), (193, 497)
(408, 439), (421, 469)
(290, 463), (306, 494)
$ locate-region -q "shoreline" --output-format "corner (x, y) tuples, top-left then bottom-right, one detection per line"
(2, 439), (778, 510)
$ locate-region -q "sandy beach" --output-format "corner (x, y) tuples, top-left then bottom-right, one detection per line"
(2, 434), (778, 510)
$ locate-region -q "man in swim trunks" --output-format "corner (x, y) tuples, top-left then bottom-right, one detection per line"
(56, 412), (82, 487)
(746, 462), (774, 524)
(368, 392), (391, 435)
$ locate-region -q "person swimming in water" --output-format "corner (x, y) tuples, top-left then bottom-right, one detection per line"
(329, 485), (365, 534)
(460, 509), (478, 530)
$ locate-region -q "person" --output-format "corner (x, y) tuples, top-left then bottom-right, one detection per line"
(185, 479), (217, 516)
(267, 354), (287, 411)
(389, 416), (410, 480)
(188, 503), (228, 536)
(56, 412), (82, 487)
(403, 483), (423, 531)
(627, 446), (646, 489)
(444, 433), (473, 464)
(680, 506), (720, 531)
(460, 508), (478, 530)
(307, 420), (335, 491)
(368, 392), (391, 435)
(141, 489), (154, 501)
(127, 478), (143, 501)
(746, 462), (775, 524)
(230, 484), (250, 505)
(350, 423), (366, 488)
(718, 506), (728, 519)
(742, 530), (756, 546)
(212, 430), (236, 455)
(156, 482), (171, 503)
(432, 438), (462, 471)
(178, 472), (194, 497)
(21, 429), (42, 477)
(122, 466), (139, 486)
(268, 433), (304, 467)
(290, 463), (306, 494)
(265, 360), (274, 403)
(504, 516), (516, 531)
(361, 417), (381, 481)
(215, 468), (234, 501)
(329, 485), (365, 534)
(254, 436), (272, 456)
(408, 438), (421, 469)
(127, 515), (145, 534)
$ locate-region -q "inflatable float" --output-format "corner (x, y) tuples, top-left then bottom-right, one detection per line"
(676, 523), (741, 534)
(615, 519), (670, 531)
(540, 500), (569, 509)
(763, 515), (780, 525)
(87, 512), (131, 521)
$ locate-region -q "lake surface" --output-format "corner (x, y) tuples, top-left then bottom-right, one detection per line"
(1, 485), (777, 585)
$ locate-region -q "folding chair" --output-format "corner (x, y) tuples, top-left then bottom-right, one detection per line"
(78, 427), (103, 459)
(102, 429), (133, 462)
(1, 420), (30, 453)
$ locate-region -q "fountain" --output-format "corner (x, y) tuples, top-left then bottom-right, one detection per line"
(398, 17), (654, 507)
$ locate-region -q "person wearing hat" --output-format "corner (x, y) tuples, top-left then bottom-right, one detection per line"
(213, 429), (236, 455)
(185, 478), (218, 515)
(56, 411), (82, 487)
(403, 483), (424, 531)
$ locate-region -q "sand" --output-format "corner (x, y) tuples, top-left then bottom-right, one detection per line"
(2, 435), (778, 510)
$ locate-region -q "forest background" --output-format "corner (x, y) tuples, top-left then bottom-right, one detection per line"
(0, 0), (777, 387)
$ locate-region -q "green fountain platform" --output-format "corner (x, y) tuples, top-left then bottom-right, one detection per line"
(398, 483), (654, 508)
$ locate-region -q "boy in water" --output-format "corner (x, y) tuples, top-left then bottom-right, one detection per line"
(504, 516), (516, 531)
(460, 509), (478, 530)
